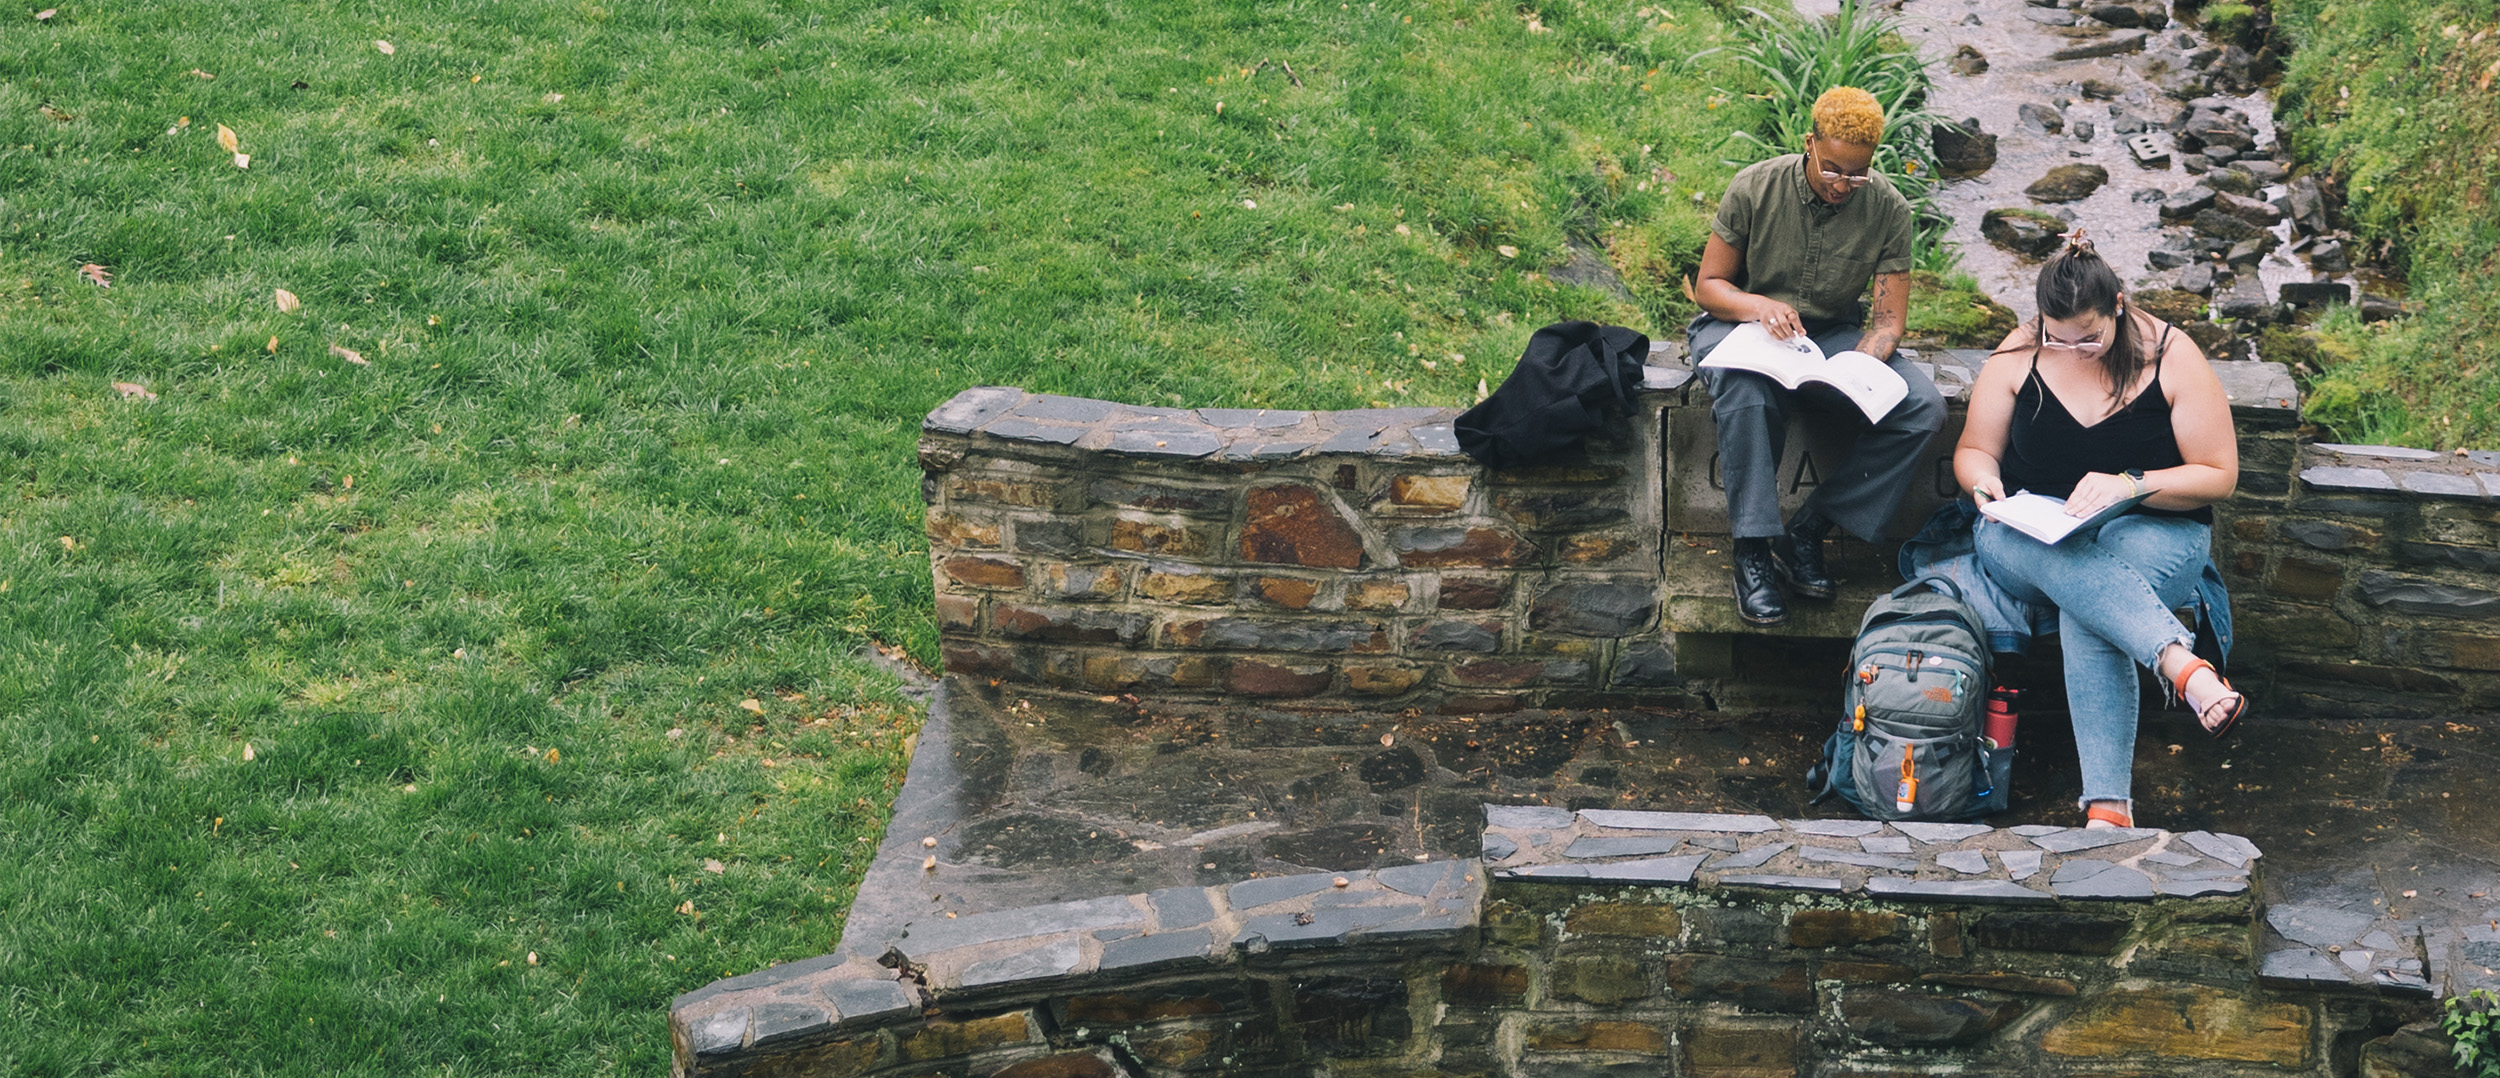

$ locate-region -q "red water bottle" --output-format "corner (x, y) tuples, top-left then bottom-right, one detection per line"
(1985, 686), (2021, 749)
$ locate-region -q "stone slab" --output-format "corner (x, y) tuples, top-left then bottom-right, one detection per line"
(925, 386), (1026, 434)
(2180, 830), (2260, 868)
(2316, 443), (2445, 461)
(1486, 805), (1575, 829)
(1717, 874), (1847, 893)
(1195, 408), (1307, 429)
(1099, 929), (1220, 971)
(2402, 471), (2484, 498)
(1705, 842), (1794, 871)
(1579, 810), (1779, 832)
(2266, 902), (2378, 949)
(959, 937), (1086, 988)
(1108, 429), (1223, 458)
(2049, 860), (2156, 900)
(2300, 466), (2398, 492)
(1231, 872), (1356, 911)
(1787, 819), (1886, 837)
(2030, 827), (2159, 853)
(823, 977), (919, 1025)
(1865, 879), (2056, 905)
(1564, 835), (1686, 859)
(897, 895), (1143, 958)
(2000, 849), (2044, 881)
(1796, 846), (1919, 872)
(1571, 853), (1711, 885)
(1936, 850), (1991, 875)
(1859, 836), (1913, 854)
(1894, 822), (1995, 844)
(1377, 860), (1465, 898)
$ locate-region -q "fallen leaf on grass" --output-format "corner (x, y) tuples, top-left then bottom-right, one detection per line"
(544, 747), (559, 763)
(233, 153), (249, 169)
(703, 859), (725, 874)
(274, 288), (300, 312)
(374, 39), (395, 55)
(188, 68), (214, 79)
(112, 382), (158, 401)
(738, 698), (765, 715)
(674, 900), (696, 916)
(526, 951), (538, 965)
(329, 344), (367, 365)
(80, 263), (111, 287)
(1497, 245), (1520, 258)
(39, 104), (75, 122)
(242, 743), (257, 761)
(36, 8), (56, 20)
(266, 336), (278, 353)
(216, 123), (238, 153)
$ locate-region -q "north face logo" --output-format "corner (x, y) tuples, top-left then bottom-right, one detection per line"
(1923, 686), (1955, 704)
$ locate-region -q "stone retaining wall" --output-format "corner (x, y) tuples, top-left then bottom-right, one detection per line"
(670, 810), (2462, 1077)
(921, 356), (2494, 716)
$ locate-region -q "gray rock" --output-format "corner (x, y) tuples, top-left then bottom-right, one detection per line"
(2072, 120), (2096, 141)
(1379, 860), (1464, 897)
(2403, 472), (2484, 498)
(2052, 31), (2150, 60)
(1788, 819), (1886, 836)
(1932, 121), (1998, 177)
(2359, 571), (2500, 617)
(2224, 237), (2274, 266)
(1223, 439), (1317, 461)
(1100, 928), (1218, 970)
(2084, 4), (2142, 27)
(1937, 850), (1992, 874)
(2029, 827), (2158, 853)
(2019, 102), (2066, 134)
(1860, 836), (1914, 854)
(2266, 902), (2378, 948)
(2023, 7), (2077, 25)
(1150, 885), (1216, 929)
(2213, 190), (2283, 227)
(899, 894), (1142, 956)
(1565, 835), (1684, 859)
(984, 417), (1091, 445)
(749, 1002), (830, 1047)
(1688, 835), (1741, 852)
(687, 1007), (751, 1057)
(2214, 276), (2272, 319)
(2049, 860), (2156, 900)
(960, 937), (1085, 987)
(2155, 875), (2250, 898)
(2299, 466), (2399, 492)
(2179, 151), (2209, 174)
(1481, 834), (1519, 862)
(1950, 45), (1990, 76)
(1231, 871), (1353, 910)
(1999, 849), (2045, 881)
(2360, 293), (2402, 322)
(1705, 842), (1794, 871)
(1531, 581), (1656, 636)
(2008, 825), (2064, 836)
(1716, 874), (1845, 893)
(2279, 280), (2351, 307)
(1612, 640), (1680, 687)
(1196, 407), (1307, 429)
(1579, 809), (1778, 832)
(2260, 947), (2354, 986)
(2027, 164), (2110, 203)
(2110, 108), (2157, 135)
(2158, 186), (2217, 221)
(2146, 242), (2198, 270)
(2203, 167), (2258, 196)
(1797, 846), (1919, 872)
(1894, 822), (1994, 844)
(1578, 853), (1712, 885)
(1983, 208), (2070, 258)
(1412, 424), (1460, 454)
(1013, 394), (1118, 423)
(2177, 263), (2218, 295)
(2143, 849), (2204, 867)
(1485, 805), (1574, 829)
(1416, 620), (1500, 652)
(1867, 879), (2055, 904)
(2308, 238), (2350, 273)
(2192, 208), (2265, 243)
(925, 386), (1026, 434)
(2234, 159), (2291, 184)
(822, 977), (919, 1024)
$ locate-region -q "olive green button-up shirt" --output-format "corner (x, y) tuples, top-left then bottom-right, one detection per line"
(1710, 153), (1915, 327)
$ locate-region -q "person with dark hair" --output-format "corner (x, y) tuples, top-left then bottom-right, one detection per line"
(1689, 86), (1948, 626)
(1953, 231), (2245, 830)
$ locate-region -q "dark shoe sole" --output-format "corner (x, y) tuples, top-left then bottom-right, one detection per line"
(1771, 558), (1838, 601)
(1737, 603), (1790, 627)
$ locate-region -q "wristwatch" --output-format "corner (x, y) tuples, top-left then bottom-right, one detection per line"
(2124, 468), (2146, 495)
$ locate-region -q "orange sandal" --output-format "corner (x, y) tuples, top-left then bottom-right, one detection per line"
(2171, 657), (2246, 740)
(2085, 803), (2134, 829)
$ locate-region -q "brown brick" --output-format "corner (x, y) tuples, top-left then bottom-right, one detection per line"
(1392, 526), (1536, 569)
(1388, 474), (1471, 511)
(2239, 600), (2359, 648)
(2040, 987), (2310, 1065)
(1346, 578), (1412, 610)
(1440, 962), (1529, 1006)
(1345, 664), (1424, 696)
(942, 642), (1017, 676)
(1665, 955), (1813, 1013)
(1549, 954), (1650, 1004)
(1527, 1020), (1667, 1053)
(2269, 557), (2345, 601)
(1090, 479), (1229, 514)
(1566, 902), (1683, 938)
(2278, 518), (2381, 551)
(989, 1049), (1121, 1078)
(1044, 563), (1124, 601)
(1112, 517), (1218, 558)
(1561, 531), (1641, 563)
(1082, 654), (1146, 691)
(1255, 576), (1320, 609)
(928, 511), (1003, 549)
(2228, 517), (2270, 543)
(742, 1037), (882, 1078)
(1140, 569), (1231, 604)
(1929, 912), (1964, 958)
(1439, 693), (1523, 714)
(992, 604), (1148, 646)
(900, 1011), (1035, 1062)
(1494, 490), (1627, 530)
(1126, 1028), (1217, 1069)
(1820, 960), (1920, 983)
(1683, 1021), (1798, 1077)
(1239, 484), (1368, 569)
(1449, 659), (1547, 688)
(1438, 575), (1515, 609)
(1788, 910), (1905, 948)
(936, 594), (981, 632)
(1146, 655), (1219, 689)
(2420, 631), (2500, 671)
(948, 475), (1060, 508)
(1226, 660), (1333, 697)
(943, 555), (1028, 590)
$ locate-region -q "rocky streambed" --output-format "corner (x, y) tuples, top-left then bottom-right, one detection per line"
(1799, 0), (2395, 366)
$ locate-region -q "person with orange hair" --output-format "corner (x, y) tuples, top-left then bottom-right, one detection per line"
(1689, 86), (1946, 626)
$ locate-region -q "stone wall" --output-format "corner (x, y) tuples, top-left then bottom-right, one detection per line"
(669, 809), (2464, 1077)
(920, 354), (2494, 716)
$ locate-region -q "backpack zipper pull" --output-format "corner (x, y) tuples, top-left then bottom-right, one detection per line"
(1895, 751), (1919, 813)
(1853, 703), (1866, 732)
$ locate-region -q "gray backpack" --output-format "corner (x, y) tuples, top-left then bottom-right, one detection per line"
(1807, 577), (2009, 821)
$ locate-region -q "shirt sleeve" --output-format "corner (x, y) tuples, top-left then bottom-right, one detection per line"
(1711, 170), (1756, 248)
(1873, 192), (1915, 275)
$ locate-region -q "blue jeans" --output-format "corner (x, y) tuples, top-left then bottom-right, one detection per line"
(1975, 513), (2211, 810)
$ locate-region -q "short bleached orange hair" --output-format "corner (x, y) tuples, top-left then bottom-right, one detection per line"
(1811, 87), (1885, 147)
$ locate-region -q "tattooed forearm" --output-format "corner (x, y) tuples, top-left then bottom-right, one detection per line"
(1856, 272), (1907, 359)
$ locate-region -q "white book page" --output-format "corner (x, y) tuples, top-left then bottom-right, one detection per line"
(1979, 491), (2088, 544)
(1697, 323), (1909, 423)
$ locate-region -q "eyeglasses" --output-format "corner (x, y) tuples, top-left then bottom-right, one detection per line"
(2040, 331), (2109, 354)
(1816, 167), (1874, 189)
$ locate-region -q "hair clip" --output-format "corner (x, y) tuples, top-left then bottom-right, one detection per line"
(2058, 227), (2095, 255)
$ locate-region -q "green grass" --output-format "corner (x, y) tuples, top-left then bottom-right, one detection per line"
(2273, 0), (2500, 447)
(0, 0), (1957, 1070)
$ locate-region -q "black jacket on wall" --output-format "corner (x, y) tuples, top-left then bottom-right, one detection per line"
(1454, 321), (1650, 470)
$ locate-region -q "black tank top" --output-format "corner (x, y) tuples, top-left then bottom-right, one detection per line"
(2002, 324), (2212, 524)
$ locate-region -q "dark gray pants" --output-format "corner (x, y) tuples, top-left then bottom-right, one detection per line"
(1687, 314), (1947, 541)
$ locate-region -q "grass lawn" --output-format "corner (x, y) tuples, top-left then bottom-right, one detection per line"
(1, 0), (1989, 1071)
(2273, 0), (2500, 448)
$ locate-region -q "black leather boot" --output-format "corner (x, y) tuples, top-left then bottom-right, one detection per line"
(1773, 514), (1838, 600)
(1732, 537), (1789, 626)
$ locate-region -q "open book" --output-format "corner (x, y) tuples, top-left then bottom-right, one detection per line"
(1697, 321), (1910, 423)
(1979, 488), (2155, 544)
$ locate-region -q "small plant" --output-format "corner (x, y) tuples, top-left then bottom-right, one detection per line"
(1700, 1), (1959, 273)
(2449, 988), (2500, 1078)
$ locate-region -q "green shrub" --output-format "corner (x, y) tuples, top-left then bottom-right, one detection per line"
(2447, 988), (2500, 1078)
